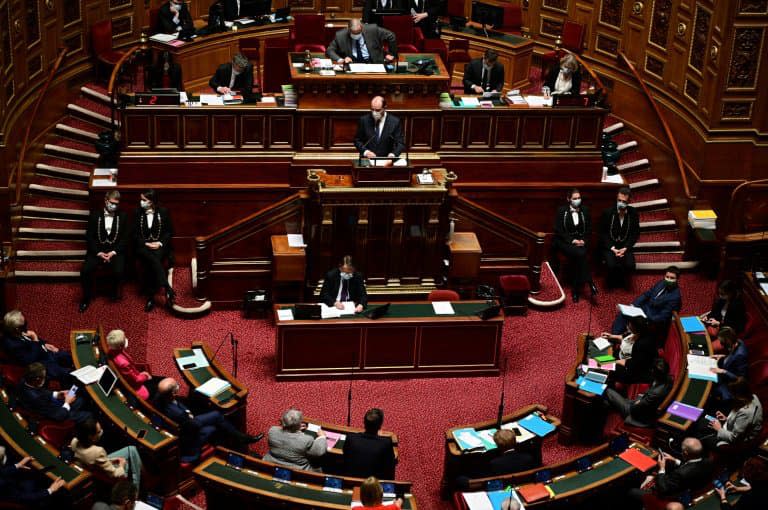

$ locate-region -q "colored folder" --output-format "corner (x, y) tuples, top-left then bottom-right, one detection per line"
(576, 376), (607, 395)
(680, 316), (706, 333)
(594, 354), (616, 363)
(666, 401), (704, 421)
(619, 448), (657, 472)
(518, 414), (556, 437)
(517, 483), (553, 503)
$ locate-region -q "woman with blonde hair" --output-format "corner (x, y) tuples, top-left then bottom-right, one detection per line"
(543, 53), (582, 96)
(359, 477), (403, 509)
(106, 329), (162, 399)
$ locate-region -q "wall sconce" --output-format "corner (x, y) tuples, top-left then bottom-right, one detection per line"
(632, 2), (644, 15)
(710, 44), (719, 62)
(677, 22), (687, 37)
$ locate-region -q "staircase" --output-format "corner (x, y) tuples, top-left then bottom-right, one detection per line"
(602, 116), (697, 271)
(14, 84), (115, 279)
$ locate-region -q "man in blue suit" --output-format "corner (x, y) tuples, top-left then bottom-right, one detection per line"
(710, 327), (749, 404)
(2, 310), (73, 383)
(16, 363), (93, 424)
(612, 266), (682, 335)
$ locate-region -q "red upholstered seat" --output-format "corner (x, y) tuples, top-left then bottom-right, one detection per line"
(447, 39), (471, 91)
(499, 275), (530, 315)
(500, 5), (523, 35)
(238, 36), (262, 93)
(382, 15), (424, 54)
(291, 14), (327, 53)
(541, 20), (585, 69)
(428, 289), (460, 302)
(263, 38), (291, 93)
(38, 420), (76, 449)
(422, 39), (448, 66)
(446, 0), (466, 18)
(661, 323), (683, 378)
(0, 363), (25, 386)
(748, 360), (768, 387)
(91, 19), (126, 82)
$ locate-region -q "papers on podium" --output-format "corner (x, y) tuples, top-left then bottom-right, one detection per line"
(367, 157), (408, 167)
(432, 301), (455, 315)
(500, 421), (535, 444)
(686, 354), (718, 382)
(71, 364), (107, 385)
(518, 414), (555, 437)
(175, 348), (210, 370)
(287, 234), (306, 248)
(323, 430), (345, 449)
(523, 95), (553, 107)
(195, 377), (231, 397)
(276, 309), (294, 321)
(348, 63), (387, 73)
(452, 428), (489, 452)
(576, 375), (607, 396)
(199, 94), (224, 105)
(462, 489), (525, 510)
(617, 304), (647, 318)
(149, 33), (177, 43)
(320, 302), (356, 319)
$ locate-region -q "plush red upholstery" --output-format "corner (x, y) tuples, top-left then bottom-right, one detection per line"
(91, 20), (124, 66)
(500, 275), (531, 293)
(0, 364), (25, 386)
(541, 20), (586, 69)
(452, 491), (469, 510)
(422, 39), (448, 66)
(38, 420), (76, 449)
(499, 274), (531, 315)
(501, 5), (523, 34)
(661, 323), (683, 380)
(382, 15), (424, 54)
(263, 38), (291, 93)
(447, 39), (471, 90)
(238, 36), (262, 92)
(291, 14), (327, 53)
(446, 0), (466, 18)
(428, 289), (460, 302)
(748, 360), (768, 387)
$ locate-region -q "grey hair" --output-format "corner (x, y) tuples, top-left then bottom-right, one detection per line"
(348, 18), (363, 31)
(106, 329), (126, 350)
(3, 310), (24, 332)
(281, 408), (303, 431)
(232, 53), (249, 69)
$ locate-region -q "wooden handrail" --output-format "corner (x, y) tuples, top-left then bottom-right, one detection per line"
(724, 178), (768, 236)
(568, 51), (606, 95)
(617, 51), (693, 200)
(107, 45), (142, 129)
(12, 47), (68, 205)
(454, 195), (546, 242)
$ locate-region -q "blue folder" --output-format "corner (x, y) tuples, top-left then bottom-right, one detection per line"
(576, 376), (607, 395)
(487, 489), (514, 510)
(518, 414), (556, 437)
(680, 316), (706, 333)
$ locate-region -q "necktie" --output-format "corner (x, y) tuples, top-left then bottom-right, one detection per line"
(355, 38), (363, 63)
(341, 280), (349, 301)
(375, 120), (382, 141)
(481, 68), (488, 90)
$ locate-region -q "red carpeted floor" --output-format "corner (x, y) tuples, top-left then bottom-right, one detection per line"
(15, 270), (717, 508)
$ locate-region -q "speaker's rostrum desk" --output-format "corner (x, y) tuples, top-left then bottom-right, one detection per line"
(274, 301), (503, 379)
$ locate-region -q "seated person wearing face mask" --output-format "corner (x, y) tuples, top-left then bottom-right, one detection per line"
(543, 53), (582, 95)
(354, 96), (405, 165)
(209, 53), (254, 98)
(157, 0), (194, 35)
(319, 255), (368, 313)
(599, 186), (640, 288)
(611, 266), (682, 335)
(463, 50), (505, 95)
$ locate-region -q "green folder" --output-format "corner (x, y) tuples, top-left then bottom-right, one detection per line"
(594, 355), (616, 363)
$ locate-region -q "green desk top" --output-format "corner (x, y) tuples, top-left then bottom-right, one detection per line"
(201, 461), (414, 509)
(72, 332), (172, 446)
(546, 446), (652, 496)
(283, 302), (494, 319)
(174, 349), (237, 404)
(0, 393), (85, 484)
(450, 26), (529, 45)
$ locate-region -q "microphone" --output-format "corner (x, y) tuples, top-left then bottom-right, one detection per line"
(229, 332), (239, 378)
(496, 356), (508, 429)
(209, 332), (231, 365)
(358, 132), (379, 166)
(346, 351), (357, 427)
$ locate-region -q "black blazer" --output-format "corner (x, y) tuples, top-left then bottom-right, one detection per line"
(16, 383), (69, 422)
(222, 0), (240, 21)
(554, 205), (592, 245)
(463, 59), (505, 94)
(484, 450), (536, 478)
(409, 0), (443, 38)
(620, 333), (657, 383)
(709, 297), (747, 334)
(633, 280), (682, 324)
(1, 333), (49, 366)
(0, 464), (52, 506)
(319, 268), (368, 307)
(543, 64), (583, 95)
(627, 376), (673, 426)
(158, 1), (194, 34)
(133, 207), (174, 251)
(363, 0), (405, 25)
(327, 25), (398, 63)
(599, 206), (640, 250)
(85, 210), (129, 257)
(342, 432), (396, 480)
(354, 113), (405, 157)
(209, 63), (254, 95)
(655, 458), (713, 497)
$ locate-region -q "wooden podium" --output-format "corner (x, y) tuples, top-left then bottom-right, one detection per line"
(270, 235), (305, 281)
(447, 232), (481, 278)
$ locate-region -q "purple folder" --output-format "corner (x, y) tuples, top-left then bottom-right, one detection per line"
(666, 401), (704, 421)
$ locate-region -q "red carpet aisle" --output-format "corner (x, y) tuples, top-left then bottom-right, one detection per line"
(15, 271), (716, 509)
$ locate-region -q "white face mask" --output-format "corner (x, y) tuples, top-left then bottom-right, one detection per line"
(560, 67), (571, 74)
(617, 201), (628, 210)
(340, 272), (353, 280)
(140, 200), (151, 210)
(350, 32), (362, 41)
(372, 111), (383, 122)
(123, 338), (128, 349)
(106, 202), (118, 213)
(96, 429), (104, 441)
(570, 198), (582, 208)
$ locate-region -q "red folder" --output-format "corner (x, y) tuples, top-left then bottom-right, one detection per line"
(619, 448), (657, 472)
(517, 483), (552, 503)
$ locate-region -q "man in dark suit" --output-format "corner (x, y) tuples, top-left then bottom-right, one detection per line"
(463, 50), (505, 94)
(408, 0), (443, 38)
(604, 358), (673, 427)
(354, 96), (405, 164)
(80, 190), (129, 312)
(363, 0), (405, 27)
(209, 53), (254, 97)
(711, 327), (749, 403)
(0, 447), (67, 507)
(2, 310), (73, 383)
(552, 188), (598, 303)
(631, 437), (713, 500)
(134, 189), (175, 312)
(16, 363), (92, 424)
(455, 429), (535, 489)
(611, 266), (682, 335)
(320, 255), (368, 312)
(327, 18), (398, 65)
(599, 186), (640, 288)
(154, 378), (262, 462)
(222, 0), (242, 21)
(158, 0), (194, 35)
(343, 408), (396, 480)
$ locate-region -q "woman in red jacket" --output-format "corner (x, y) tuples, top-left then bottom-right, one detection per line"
(106, 329), (159, 400)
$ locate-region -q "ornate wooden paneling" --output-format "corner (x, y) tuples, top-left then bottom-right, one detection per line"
(328, 116), (357, 150)
(300, 116), (327, 149)
(721, 100), (754, 121)
(543, 0), (569, 13)
(112, 15), (133, 38)
(599, 0), (624, 29)
(596, 33), (620, 57)
(466, 115), (493, 147)
(684, 78), (700, 103)
(25, 0), (40, 47)
(726, 27), (764, 90)
(739, 0), (768, 14)
(494, 116), (520, 147)
(241, 115), (266, 148)
(547, 116), (573, 147)
(268, 115), (295, 147)
(440, 114), (465, 148)
(540, 17), (564, 38)
(123, 113), (151, 149)
(688, 4), (711, 74)
(62, 0), (81, 27)
(407, 116), (435, 148)
(182, 115), (209, 148)
(211, 114), (237, 148)
(649, 0), (673, 49)
(154, 115), (181, 148)
(645, 54), (665, 79)
(520, 116), (546, 148)
(575, 116), (601, 147)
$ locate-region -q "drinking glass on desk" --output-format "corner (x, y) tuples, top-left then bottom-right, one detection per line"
(542, 86), (551, 98)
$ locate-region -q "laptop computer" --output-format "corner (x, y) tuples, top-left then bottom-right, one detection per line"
(97, 366), (117, 397)
(294, 304), (321, 320)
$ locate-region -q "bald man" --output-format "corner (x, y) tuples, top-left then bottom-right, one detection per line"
(327, 18), (398, 65)
(354, 96), (405, 164)
(630, 437), (713, 500)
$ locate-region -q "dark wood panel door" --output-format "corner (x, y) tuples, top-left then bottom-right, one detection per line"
(300, 116), (327, 149)
(520, 115), (546, 148)
(280, 326), (360, 370)
(495, 115), (520, 148)
(364, 327), (417, 367)
(466, 115), (493, 148)
(183, 115), (209, 148)
(154, 115), (181, 148)
(418, 324), (499, 366)
(408, 115), (436, 148)
(575, 115), (601, 147)
(123, 114), (152, 149)
(241, 115), (266, 148)
(440, 114), (466, 148)
(211, 115), (237, 149)
(269, 115), (294, 147)
(547, 115), (574, 148)
(328, 116), (358, 150)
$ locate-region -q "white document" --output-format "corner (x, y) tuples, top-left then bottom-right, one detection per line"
(149, 33), (177, 42)
(93, 168), (117, 176)
(260, 96), (277, 104)
(199, 94), (224, 105)
(455, 430), (485, 449)
(235, 17), (255, 24)
(687, 354), (717, 375)
(461, 492), (494, 510)
(320, 302), (355, 318)
(318, 70), (336, 76)
(760, 283), (768, 295)
(70, 365), (107, 385)
(315, 58), (333, 68)
(460, 96), (480, 107)
(305, 422), (321, 433)
(524, 95), (553, 107)
(348, 63), (387, 73)
(592, 337), (611, 351)
(195, 377), (231, 397)
(287, 234), (306, 248)
(501, 421), (535, 443)
(175, 348), (209, 371)
(617, 304), (647, 318)
(432, 301), (455, 315)
(179, 91), (188, 103)
(368, 158), (407, 167)
(417, 173), (435, 184)
(277, 309), (294, 321)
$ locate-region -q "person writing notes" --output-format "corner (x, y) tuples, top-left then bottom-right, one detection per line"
(463, 50), (505, 95)
(354, 96), (405, 165)
(320, 255), (368, 313)
(209, 53), (253, 97)
(327, 19), (398, 65)
(543, 53), (582, 96)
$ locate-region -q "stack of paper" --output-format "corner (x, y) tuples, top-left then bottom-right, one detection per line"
(459, 96), (480, 107)
(452, 428), (488, 452)
(320, 302), (355, 318)
(462, 490), (524, 510)
(617, 304), (647, 318)
(687, 354), (718, 382)
(175, 348), (209, 370)
(348, 63), (386, 73)
(276, 309), (294, 321)
(523, 95), (553, 107)
(71, 364), (107, 385)
(688, 210), (717, 229)
(199, 94), (224, 106)
(500, 421), (535, 443)
(195, 377), (231, 397)
(324, 430), (345, 449)
(432, 301), (455, 315)
(592, 337), (611, 351)
(149, 33), (177, 43)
